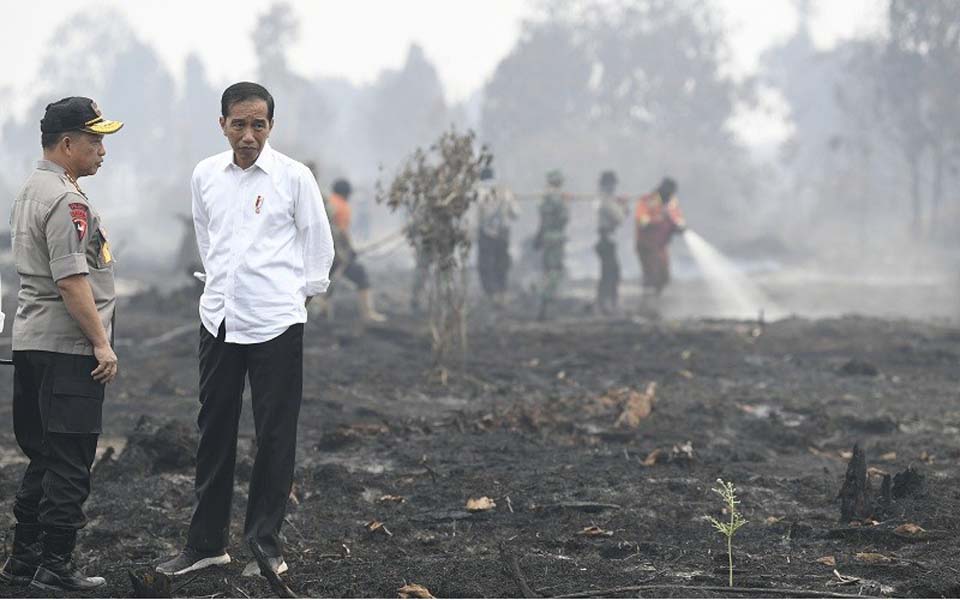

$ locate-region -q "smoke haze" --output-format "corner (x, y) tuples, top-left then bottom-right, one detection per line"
(1, 0), (957, 320)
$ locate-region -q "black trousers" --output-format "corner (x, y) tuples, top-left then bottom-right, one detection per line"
(187, 321), (303, 558)
(342, 260), (371, 290)
(330, 251), (371, 291)
(12, 351), (102, 530)
(595, 235), (621, 308)
(477, 231), (510, 296)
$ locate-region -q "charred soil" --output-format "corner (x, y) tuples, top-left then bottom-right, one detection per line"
(1, 290), (960, 598)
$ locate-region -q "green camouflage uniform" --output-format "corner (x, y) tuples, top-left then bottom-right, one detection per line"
(536, 191), (568, 318)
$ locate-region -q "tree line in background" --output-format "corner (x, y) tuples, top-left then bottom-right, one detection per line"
(0, 0), (957, 267)
(766, 0), (960, 255)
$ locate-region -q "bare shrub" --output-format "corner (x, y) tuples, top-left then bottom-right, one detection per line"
(378, 128), (492, 380)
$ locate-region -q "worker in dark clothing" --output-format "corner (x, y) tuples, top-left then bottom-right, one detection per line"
(595, 170), (628, 315)
(326, 179), (386, 322)
(475, 166), (517, 310)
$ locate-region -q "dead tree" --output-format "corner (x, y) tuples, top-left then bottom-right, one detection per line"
(378, 129), (492, 380)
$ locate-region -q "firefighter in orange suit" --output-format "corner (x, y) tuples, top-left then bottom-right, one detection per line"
(635, 177), (685, 301)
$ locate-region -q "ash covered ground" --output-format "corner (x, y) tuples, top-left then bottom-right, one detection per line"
(1, 272), (960, 598)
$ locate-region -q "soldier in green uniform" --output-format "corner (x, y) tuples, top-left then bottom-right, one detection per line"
(534, 170), (569, 320)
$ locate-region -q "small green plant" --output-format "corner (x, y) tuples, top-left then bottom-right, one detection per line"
(707, 478), (748, 587)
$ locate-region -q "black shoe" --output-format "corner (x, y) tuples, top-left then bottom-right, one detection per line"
(29, 527), (105, 592)
(30, 564), (106, 592)
(156, 547), (231, 576)
(1, 523), (41, 586)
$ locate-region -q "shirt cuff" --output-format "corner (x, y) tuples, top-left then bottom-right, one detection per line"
(305, 279), (330, 297)
(50, 253), (89, 281)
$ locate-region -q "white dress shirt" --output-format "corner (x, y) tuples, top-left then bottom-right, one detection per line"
(192, 142), (334, 344)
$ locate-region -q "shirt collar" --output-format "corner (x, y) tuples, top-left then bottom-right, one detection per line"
(37, 159), (66, 175)
(223, 142), (275, 174)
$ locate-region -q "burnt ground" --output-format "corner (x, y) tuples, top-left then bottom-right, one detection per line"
(2, 279), (960, 598)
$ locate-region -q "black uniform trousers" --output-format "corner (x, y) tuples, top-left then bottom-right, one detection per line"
(186, 321), (303, 558)
(595, 234), (621, 309)
(477, 230), (510, 297)
(12, 351), (103, 530)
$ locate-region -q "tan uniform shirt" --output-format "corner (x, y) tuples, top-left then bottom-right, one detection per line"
(10, 160), (116, 355)
(597, 192), (628, 236)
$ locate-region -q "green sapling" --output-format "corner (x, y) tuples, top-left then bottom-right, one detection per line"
(707, 478), (748, 587)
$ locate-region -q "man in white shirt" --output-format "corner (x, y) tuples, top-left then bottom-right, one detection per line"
(157, 82), (334, 577)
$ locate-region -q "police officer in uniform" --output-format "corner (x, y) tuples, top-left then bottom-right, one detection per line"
(1, 97), (122, 592)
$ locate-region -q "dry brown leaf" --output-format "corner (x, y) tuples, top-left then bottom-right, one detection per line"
(816, 555), (837, 567)
(920, 450), (934, 463)
(465, 497), (496, 512)
(556, 371), (566, 380)
(839, 450), (853, 460)
(894, 523), (925, 536)
(867, 467), (888, 478)
(677, 369), (694, 380)
(398, 583), (436, 599)
(681, 350), (693, 361)
(526, 358), (540, 368)
(614, 382), (657, 429)
(764, 516), (784, 525)
(577, 526), (613, 537)
(379, 495), (406, 504)
(856, 552), (892, 564)
(365, 520), (393, 536)
(641, 448), (664, 467)
(880, 452), (897, 461)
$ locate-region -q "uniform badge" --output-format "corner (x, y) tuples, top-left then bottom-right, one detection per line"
(69, 202), (88, 241)
(99, 227), (113, 264)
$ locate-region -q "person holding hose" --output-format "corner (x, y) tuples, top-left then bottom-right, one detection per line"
(635, 176), (686, 314)
(325, 178), (386, 323)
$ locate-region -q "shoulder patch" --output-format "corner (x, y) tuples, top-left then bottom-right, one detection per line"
(69, 202), (88, 241)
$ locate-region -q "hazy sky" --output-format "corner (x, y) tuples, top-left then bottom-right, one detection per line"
(0, 0), (885, 137)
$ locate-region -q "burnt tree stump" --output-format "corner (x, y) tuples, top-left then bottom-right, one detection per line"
(838, 444), (870, 522)
(837, 446), (925, 523)
(893, 466), (925, 498)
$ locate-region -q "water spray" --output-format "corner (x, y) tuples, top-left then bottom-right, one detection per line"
(682, 230), (785, 321)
